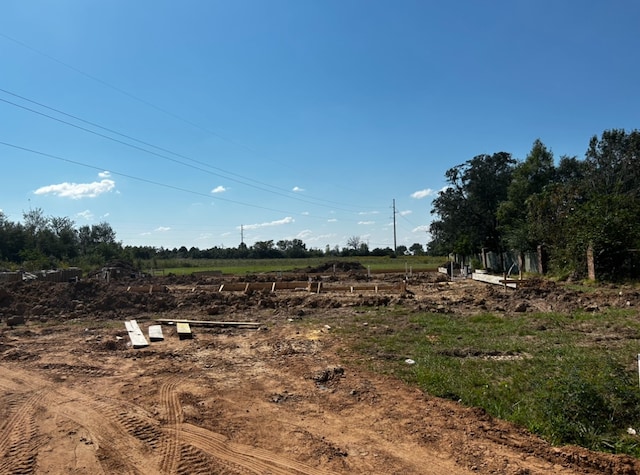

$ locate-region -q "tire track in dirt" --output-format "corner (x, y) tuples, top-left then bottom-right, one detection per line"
(158, 376), (184, 474)
(0, 365), (156, 474)
(177, 445), (251, 475)
(51, 388), (152, 475)
(0, 390), (44, 475)
(115, 409), (164, 450)
(172, 423), (336, 475)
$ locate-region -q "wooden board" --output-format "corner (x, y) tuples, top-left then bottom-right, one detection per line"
(176, 322), (192, 340)
(125, 320), (149, 349)
(155, 318), (260, 328)
(148, 324), (164, 341)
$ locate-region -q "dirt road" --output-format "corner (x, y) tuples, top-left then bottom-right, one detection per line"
(0, 274), (638, 474)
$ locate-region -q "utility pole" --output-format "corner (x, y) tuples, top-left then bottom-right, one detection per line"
(392, 199), (397, 254)
(240, 224), (244, 244)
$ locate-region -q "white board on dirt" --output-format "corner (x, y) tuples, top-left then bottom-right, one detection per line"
(148, 324), (164, 341)
(176, 322), (192, 340)
(125, 320), (149, 349)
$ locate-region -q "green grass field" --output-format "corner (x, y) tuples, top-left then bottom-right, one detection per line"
(144, 255), (444, 275)
(332, 306), (640, 457)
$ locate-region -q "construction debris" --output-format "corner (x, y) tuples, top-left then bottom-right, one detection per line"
(176, 322), (192, 340)
(124, 320), (149, 348)
(155, 318), (260, 329)
(148, 324), (164, 341)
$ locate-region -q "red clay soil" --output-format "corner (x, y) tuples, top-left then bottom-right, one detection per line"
(1, 272), (639, 475)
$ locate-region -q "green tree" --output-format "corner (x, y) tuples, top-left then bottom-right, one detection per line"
(277, 239), (308, 258)
(429, 152), (515, 255)
(409, 243), (424, 255)
(50, 216), (79, 261)
(77, 222), (122, 265)
(528, 130), (640, 279)
(585, 129), (640, 198)
(0, 212), (26, 263)
(498, 140), (555, 252)
(250, 240), (279, 258)
(580, 130), (640, 278)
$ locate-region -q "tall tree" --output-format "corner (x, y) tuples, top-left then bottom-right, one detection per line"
(498, 139), (555, 251)
(50, 216), (79, 261)
(250, 240), (279, 258)
(585, 129), (640, 198)
(527, 130), (640, 279)
(346, 236), (362, 251)
(580, 129), (640, 278)
(429, 152), (515, 255)
(0, 212), (26, 263)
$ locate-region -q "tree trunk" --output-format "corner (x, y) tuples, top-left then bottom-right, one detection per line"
(587, 243), (596, 280)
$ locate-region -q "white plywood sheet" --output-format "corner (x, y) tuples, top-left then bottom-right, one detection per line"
(125, 320), (149, 348)
(148, 324), (164, 341)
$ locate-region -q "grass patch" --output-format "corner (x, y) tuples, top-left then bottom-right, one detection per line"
(338, 307), (640, 456)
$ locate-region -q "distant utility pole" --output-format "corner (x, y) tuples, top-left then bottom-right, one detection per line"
(392, 199), (397, 254)
(240, 224), (244, 244)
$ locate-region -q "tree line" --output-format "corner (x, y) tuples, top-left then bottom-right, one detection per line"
(427, 129), (640, 280)
(0, 207), (427, 271)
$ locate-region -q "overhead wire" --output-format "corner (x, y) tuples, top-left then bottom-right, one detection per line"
(0, 32), (406, 247)
(0, 140), (319, 219)
(0, 33), (381, 209)
(0, 93), (368, 214)
(0, 32), (249, 150)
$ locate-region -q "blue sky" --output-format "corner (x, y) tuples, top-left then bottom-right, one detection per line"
(1, 1), (639, 251)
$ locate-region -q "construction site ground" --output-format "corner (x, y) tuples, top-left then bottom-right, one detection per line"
(1, 270), (640, 475)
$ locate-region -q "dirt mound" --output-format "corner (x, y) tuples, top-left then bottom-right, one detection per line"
(303, 260), (366, 274)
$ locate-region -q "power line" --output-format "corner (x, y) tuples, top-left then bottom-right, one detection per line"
(0, 88), (379, 213)
(0, 32), (249, 151)
(0, 140), (303, 217)
(0, 140), (383, 230)
(0, 33), (380, 209)
(0, 93), (369, 213)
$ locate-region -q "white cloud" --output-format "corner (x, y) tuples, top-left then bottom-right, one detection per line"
(301, 211), (310, 215)
(211, 185), (226, 194)
(34, 179), (115, 199)
(412, 225), (430, 233)
(308, 233), (337, 243)
(296, 229), (313, 240)
(76, 210), (93, 220)
(359, 210), (379, 215)
(400, 210), (412, 216)
(243, 216), (294, 230)
(411, 188), (435, 199)
(327, 218), (338, 222)
(358, 221), (375, 225)
(98, 171), (111, 178)
(155, 226), (171, 232)
(292, 186), (304, 192)
(195, 233), (213, 241)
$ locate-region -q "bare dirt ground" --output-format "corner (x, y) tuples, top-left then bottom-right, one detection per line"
(1, 270), (640, 475)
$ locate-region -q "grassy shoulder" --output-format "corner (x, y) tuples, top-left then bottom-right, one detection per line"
(335, 306), (640, 457)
